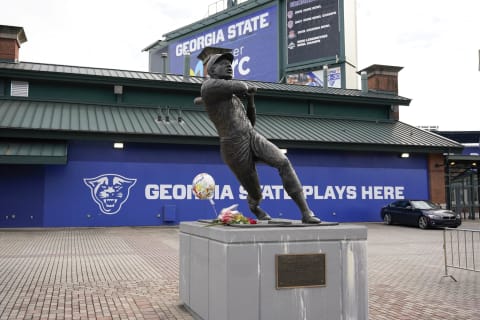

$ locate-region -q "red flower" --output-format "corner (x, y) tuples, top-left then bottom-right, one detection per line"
(220, 212), (234, 224)
(212, 205), (258, 225)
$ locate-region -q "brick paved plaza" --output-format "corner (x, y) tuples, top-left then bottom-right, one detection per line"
(0, 221), (479, 320)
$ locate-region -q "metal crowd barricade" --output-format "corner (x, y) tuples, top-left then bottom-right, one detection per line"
(443, 227), (480, 281)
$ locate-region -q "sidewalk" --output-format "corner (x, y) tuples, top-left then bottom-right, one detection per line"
(367, 220), (480, 320)
(0, 221), (479, 320)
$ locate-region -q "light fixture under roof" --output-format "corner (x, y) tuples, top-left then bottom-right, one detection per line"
(113, 142), (124, 149)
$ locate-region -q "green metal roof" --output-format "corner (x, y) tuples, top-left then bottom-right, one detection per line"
(255, 114), (462, 152)
(0, 139), (67, 164)
(0, 100), (461, 153)
(0, 61), (204, 83)
(447, 155), (480, 162)
(0, 61), (411, 105)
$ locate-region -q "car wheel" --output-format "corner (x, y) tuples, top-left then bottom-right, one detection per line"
(383, 213), (392, 225)
(418, 216), (429, 229)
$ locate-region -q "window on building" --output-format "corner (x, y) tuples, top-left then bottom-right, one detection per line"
(10, 80), (29, 97)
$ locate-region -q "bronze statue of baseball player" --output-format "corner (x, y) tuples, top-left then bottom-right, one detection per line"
(194, 52), (320, 223)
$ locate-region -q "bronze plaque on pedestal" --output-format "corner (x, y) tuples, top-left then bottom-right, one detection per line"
(275, 253), (326, 289)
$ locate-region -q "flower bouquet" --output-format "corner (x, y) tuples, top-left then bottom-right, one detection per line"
(211, 204), (257, 225)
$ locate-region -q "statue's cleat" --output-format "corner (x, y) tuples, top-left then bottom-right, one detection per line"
(252, 207), (272, 220)
(256, 212), (272, 220)
(302, 211), (321, 224)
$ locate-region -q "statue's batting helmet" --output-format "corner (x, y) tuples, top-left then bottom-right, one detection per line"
(206, 52), (234, 77)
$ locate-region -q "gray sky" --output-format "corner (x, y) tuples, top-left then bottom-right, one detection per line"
(1, 0), (479, 131)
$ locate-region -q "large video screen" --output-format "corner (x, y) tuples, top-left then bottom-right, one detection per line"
(286, 0), (340, 65)
(286, 66), (341, 87)
(168, 4), (278, 82)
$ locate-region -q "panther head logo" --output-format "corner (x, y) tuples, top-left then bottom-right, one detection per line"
(84, 174), (137, 215)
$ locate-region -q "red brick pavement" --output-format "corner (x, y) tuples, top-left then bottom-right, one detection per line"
(0, 227), (192, 320)
(367, 220), (480, 320)
(0, 221), (479, 319)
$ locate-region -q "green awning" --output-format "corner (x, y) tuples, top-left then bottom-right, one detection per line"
(0, 100), (463, 153)
(0, 140), (67, 164)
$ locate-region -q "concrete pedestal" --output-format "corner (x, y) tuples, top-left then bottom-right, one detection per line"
(179, 222), (368, 320)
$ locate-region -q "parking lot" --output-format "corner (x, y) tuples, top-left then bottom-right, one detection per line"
(0, 221), (479, 320)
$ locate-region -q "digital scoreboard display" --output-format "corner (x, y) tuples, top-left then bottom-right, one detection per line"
(286, 0), (340, 65)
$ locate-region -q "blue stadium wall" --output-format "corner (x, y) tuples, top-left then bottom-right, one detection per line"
(463, 146), (480, 155)
(0, 141), (429, 227)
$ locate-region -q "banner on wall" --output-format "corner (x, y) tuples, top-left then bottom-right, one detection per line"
(286, 0), (340, 65)
(168, 5), (278, 82)
(43, 158), (428, 227)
